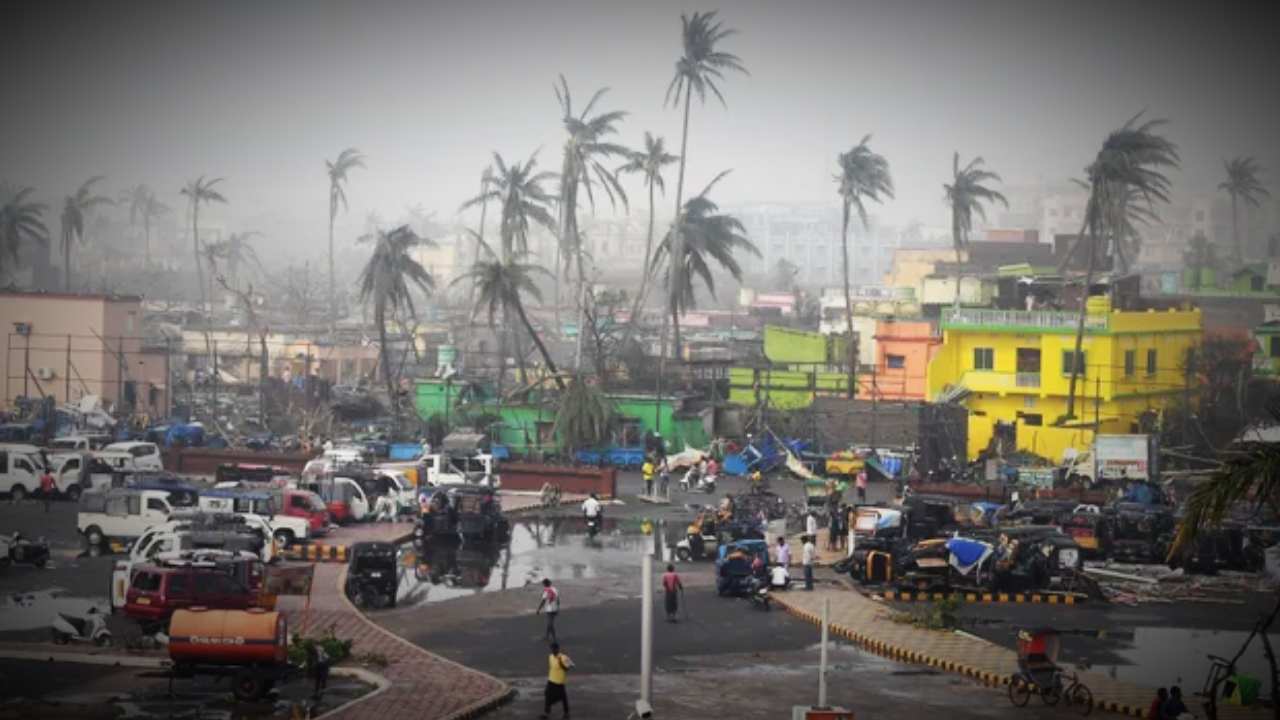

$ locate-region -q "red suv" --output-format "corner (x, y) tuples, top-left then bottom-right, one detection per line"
(124, 560), (267, 630)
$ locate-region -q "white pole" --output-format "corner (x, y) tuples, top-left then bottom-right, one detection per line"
(641, 551), (654, 704)
(818, 596), (829, 707)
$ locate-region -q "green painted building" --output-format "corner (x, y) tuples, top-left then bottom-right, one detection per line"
(727, 325), (852, 410)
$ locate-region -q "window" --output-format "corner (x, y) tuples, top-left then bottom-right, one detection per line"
(146, 497), (168, 513)
(1253, 276), (1265, 292)
(1020, 413), (1043, 427)
(1271, 337), (1280, 358)
(1062, 350), (1086, 376)
(973, 347), (995, 370)
(167, 573), (190, 597)
(1146, 349), (1157, 376)
(886, 354), (906, 369)
(132, 572), (161, 592)
(1124, 350), (1136, 377)
(0, 452), (6, 473)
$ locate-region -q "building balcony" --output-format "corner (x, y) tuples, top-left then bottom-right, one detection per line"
(941, 308), (1107, 332)
(1015, 372), (1041, 388)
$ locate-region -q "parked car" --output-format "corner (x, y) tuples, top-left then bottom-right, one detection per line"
(124, 557), (266, 631)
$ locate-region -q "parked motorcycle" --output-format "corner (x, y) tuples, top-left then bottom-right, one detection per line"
(0, 532), (50, 568)
(746, 575), (771, 611)
(698, 473), (717, 494)
(52, 608), (112, 647)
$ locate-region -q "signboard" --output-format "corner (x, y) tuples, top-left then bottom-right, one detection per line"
(264, 564), (314, 596)
(1265, 304), (1280, 324)
(1267, 261), (1280, 288)
(1094, 434), (1151, 481)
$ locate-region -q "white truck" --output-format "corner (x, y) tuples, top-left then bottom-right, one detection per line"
(423, 453), (500, 488)
(0, 444), (47, 501)
(1063, 433), (1158, 486)
(77, 488), (176, 547)
(195, 489), (311, 547)
(101, 441), (164, 472)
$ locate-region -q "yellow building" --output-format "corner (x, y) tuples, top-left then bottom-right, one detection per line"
(926, 303), (1201, 462)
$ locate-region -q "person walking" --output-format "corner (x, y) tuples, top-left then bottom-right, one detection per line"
(641, 458), (655, 497)
(661, 563), (684, 622)
(1148, 688), (1167, 720)
(856, 468), (868, 503)
(39, 469), (56, 513)
(542, 642), (574, 719)
(805, 510), (818, 539)
(306, 641), (331, 700)
(828, 505), (843, 551)
(845, 504), (858, 558)
(658, 458), (670, 500)
(802, 534), (816, 591)
(536, 578), (560, 642)
(775, 536), (791, 569)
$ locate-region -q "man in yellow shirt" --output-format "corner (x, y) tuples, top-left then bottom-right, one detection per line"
(641, 459), (655, 497)
(542, 642), (573, 719)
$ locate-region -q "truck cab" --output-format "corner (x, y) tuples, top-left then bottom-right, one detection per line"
(300, 476), (369, 524)
(423, 453), (499, 488)
(78, 488), (176, 547)
(0, 443), (46, 501)
(196, 489), (310, 547)
(101, 441), (164, 472)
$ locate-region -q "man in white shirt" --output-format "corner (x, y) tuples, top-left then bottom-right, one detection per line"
(805, 511), (818, 538)
(802, 535), (816, 591)
(581, 493), (601, 519)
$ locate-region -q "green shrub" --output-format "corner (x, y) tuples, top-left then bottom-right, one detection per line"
(288, 625), (354, 668)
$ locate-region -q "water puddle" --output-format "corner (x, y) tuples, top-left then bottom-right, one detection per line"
(1087, 626), (1274, 696)
(391, 517), (658, 606)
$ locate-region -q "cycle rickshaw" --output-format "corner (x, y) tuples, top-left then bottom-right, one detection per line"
(1007, 627), (1093, 715)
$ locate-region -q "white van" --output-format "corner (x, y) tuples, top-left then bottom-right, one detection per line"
(0, 443), (46, 500)
(77, 488), (175, 546)
(101, 442), (164, 472)
(196, 490), (310, 547)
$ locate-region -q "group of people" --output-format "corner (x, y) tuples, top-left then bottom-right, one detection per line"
(1149, 686), (1188, 719)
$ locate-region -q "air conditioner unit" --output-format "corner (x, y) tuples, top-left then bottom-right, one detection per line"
(36, 367), (56, 381)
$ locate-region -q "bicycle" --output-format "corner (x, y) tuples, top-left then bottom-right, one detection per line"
(1008, 668), (1093, 716)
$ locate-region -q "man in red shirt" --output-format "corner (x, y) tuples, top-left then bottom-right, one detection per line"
(39, 470), (56, 513)
(661, 564), (683, 622)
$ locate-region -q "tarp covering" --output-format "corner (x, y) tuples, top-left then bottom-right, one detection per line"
(946, 537), (993, 576)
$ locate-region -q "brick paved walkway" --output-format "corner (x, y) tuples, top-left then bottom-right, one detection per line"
(775, 587), (1269, 719)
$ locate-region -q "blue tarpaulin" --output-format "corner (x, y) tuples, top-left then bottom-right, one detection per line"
(946, 537), (994, 576)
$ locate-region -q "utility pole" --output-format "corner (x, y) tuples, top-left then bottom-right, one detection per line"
(212, 340), (219, 414)
(818, 596), (830, 707)
(640, 550), (654, 707)
(1094, 373), (1101, 435)
(117, 337), (125, 410)
(304, 343), (313, 411)
(870, 355), (879, 451)
(65, 334), (71, 403)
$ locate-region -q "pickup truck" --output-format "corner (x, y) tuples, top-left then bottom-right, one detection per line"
(0, 443), (46, 501)
(78, 488), (176, 547)
(196, 489), (311, 547)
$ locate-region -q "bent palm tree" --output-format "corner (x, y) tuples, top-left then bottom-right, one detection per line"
(122, 184), (169, 267)
(664, 10), (747, 355)
(327, 148), (365, 331)
(618, 132), (679, 348)
(1219, 156), (1270, 264)
(454, 249), (566, 392)
(835, 137), (894, 397)
(60, 177), (113, 291)
(462, 151), (558, 262)
(652, 171), (759, 321)
(0, 185), (49, 281)
(1061, 113), (1178, 421)
(554, 75), (630, 340)
(358, 225), (434, 431)
(944, 153), (1007, 308)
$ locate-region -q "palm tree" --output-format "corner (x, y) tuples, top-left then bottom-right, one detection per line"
(464, 166), (495, 308)
(664, 10), (747, 355)
(1219, 156), (1270, 264)
(122, 184), (170, 267)
(835, 137), (894, 397)
(59, 177), (113, 291)
(618, 132), (679, 348)
(462, 152), (558, 262)
(944, 153), (1007, 308)
(1183, 231), (1218, 291)
(180, 176), (227, 310)
(0, 185), (48, 282)
(358, 224), (434, 431)
(455, 251), (566, 391)
(554, 75), (630, 339)
(1061, 113), (1179, 421)
(204, 231), (263, 302)
(652, 171), (759, 321)
(327, 148), (366, 332)
(554, 377), (613, 456)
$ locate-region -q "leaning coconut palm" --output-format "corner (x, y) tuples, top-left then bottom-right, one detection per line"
(122, 184), (170, 267)
(1219, 156), (1270, 264)
(326, 148), (365, 332)
(944, 153), (1007, 308)
(59, 176), (113, 291)
(835, 137), (894, 397)
(554, 75), (630, 337)
(652, 171), (759, 323)
(1061, 113), (1179, 422)
(454, 249), (567, 392)
(464, 165), (495, 309)
(462, 151), (558, 262)
(204, 231), (263, 303)
(554, 376), (613, 457)
(358, 225), (434, 431)
(0, 185), (49, 282)
(664, 9), (747, 355)
(618, 132), (679, 348)
(180, 176), (228, 320)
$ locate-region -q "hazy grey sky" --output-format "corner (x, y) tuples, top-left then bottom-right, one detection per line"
(3, 0), (1278, 253)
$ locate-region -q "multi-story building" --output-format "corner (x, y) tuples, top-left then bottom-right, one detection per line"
(733, 206), (900, 289)
(871, 320), (941, 402)
(926, 302), (1201, 462)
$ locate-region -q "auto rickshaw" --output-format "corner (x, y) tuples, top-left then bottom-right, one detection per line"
(675, 509), (727, 562)
(344, 541), (399, 609)
(714, 539), (769, 596)
(1007, 627), (1093, 714)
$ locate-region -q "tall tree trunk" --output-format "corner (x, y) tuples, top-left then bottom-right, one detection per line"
(143, 215), (151, 268)
(621, 179), (658, 351)
(667, 89), (693, 360)
(1064, 203), (1097, 421)
(841, 202), (856, 398)
(192, 202), (212, 359)
(328, 196), (337, 337)
(62, 224), (71, 292)
(514, 298), (566, 391)
(953, 214), (963, 309)
(1232, 193), (1241, 265)
(376, 294), (399, 434)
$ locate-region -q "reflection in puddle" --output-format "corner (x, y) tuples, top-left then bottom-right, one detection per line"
(0, 588), (107, 632)
(1089, 626), (1274, 698)
(393, 517), (658, 606)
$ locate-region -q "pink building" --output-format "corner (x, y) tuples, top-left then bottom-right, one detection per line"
(0, 291), (169, 416)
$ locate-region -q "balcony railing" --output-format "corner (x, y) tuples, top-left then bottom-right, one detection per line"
(942, 308), (1107, 331)
(1015, 372), (1041, 388)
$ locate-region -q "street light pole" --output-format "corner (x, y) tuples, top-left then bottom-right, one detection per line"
(640, 551), (653, 706)
(818, 596), (830, 707)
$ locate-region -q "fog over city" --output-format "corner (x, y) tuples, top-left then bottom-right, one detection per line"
(3, 0), (1278, 266)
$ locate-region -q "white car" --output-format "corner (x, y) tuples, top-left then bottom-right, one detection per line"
(101, 442), (164, 472)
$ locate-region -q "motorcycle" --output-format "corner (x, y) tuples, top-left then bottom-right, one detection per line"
(585, 511), (603, 539)
(1, 532), (50, 568)
(698, 473), (717, 494)
(52, 608), (112, 647)
(747, 575), (771, 611)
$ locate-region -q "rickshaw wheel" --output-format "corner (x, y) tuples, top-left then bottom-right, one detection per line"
(1040, 682), (1062, 706)
(1007, 676), (1032, 707)
(1069, 683), (1093, 715)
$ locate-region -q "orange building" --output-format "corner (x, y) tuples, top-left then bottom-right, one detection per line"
(868, 319), (940, 401)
